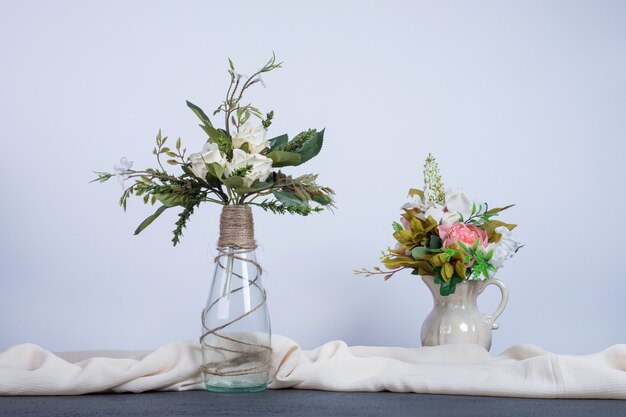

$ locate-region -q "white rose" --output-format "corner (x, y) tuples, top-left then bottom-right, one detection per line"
(232, 122), (269, 154)
(225, 149), (273, 187)
(443, 190), (473, 224)
(189, 142), (226, 180)
(486, 226), (522, 269)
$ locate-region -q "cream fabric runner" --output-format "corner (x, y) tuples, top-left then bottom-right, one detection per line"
(1, 336), (625, 399)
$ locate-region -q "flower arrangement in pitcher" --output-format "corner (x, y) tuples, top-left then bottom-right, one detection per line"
(92, 54), (335, 245)
(356, 154), (522, 296)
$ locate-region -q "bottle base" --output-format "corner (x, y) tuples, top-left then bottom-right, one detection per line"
(205, 384), (267, 393)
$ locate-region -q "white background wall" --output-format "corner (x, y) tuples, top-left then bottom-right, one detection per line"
(1, 0), (624, 354)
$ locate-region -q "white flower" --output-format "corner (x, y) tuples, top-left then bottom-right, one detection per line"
(401, 190), (481, 225)
(113, 157), (133, 187)
(402, 192), (439, 212)
(444, 190), (473, 224)
(225, 149), (273, 187)
(402, 193), (451, 223)
(424, 205), (446, 223)
(114, 156), (133, 173)
(486, 226), (522, 269)
(189, 142), (227, 180)
(232, 122), (269, 154)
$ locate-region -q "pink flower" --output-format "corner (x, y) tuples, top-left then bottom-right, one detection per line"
(438, 223), (489, 249)
(400, 217), (410, 230)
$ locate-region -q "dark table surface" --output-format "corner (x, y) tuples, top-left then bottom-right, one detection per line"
(1, 390), (625, 417)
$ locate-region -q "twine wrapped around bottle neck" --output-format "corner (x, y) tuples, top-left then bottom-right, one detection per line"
(217, 205), (256, 250)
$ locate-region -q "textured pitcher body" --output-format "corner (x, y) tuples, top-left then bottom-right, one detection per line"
(420, 275), (508, 351)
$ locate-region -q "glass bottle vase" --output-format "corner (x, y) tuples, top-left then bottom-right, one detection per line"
(200, 206), (272, 393)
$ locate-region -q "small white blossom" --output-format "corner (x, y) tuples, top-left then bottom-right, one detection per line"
(113, 157), (133, 187)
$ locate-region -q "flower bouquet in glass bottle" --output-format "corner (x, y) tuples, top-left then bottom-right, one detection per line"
(93, 54), (335, 392)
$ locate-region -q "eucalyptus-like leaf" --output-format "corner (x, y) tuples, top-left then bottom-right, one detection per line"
(186, 100), (213, 128)
(411, 247), (429, 260)
(134, 205), (169, 235)
(199, 124), (221, 140)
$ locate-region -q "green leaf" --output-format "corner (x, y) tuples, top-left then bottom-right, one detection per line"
(155, 193), (185, 207)
(411, 247), (429, 260)
(269, 134), (288, 151)
(311, 194), (333, 206)
(392, 221), (404, 232)
(223, 176), (245, 190)
(266, 150), (302, 167)
(429, 235), (442, 250)
(433, 267), (444, 284)
(134, 205), (169, 235)
(199, 124), (222, 141)
(186, 100), (213, 128)
(485, 204), (515, 216)
(444, 282), (458, 296)
(457, 241), (470, 252)
(181, 164), (194, 176)
(294, 129), (324, 165)
(205, 162), (224, 180)
(272, 190), (308, 208)
(235, 180), (273, 193)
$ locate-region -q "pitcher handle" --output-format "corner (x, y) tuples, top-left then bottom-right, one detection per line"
(477, 278), (509, 330)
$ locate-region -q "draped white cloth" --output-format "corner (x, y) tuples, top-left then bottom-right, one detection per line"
(1, 336), (625, 399)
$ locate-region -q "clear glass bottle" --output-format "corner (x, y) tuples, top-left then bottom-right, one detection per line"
(200, 206), (271, 393)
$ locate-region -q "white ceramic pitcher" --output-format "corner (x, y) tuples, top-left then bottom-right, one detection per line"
(421, 275), (509, 351)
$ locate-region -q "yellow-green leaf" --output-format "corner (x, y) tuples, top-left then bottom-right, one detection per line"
(454, 261), (467, 278)
(442, 263), (454, 282)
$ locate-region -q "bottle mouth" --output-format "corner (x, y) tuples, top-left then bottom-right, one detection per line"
(218, 205), (256, 250)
